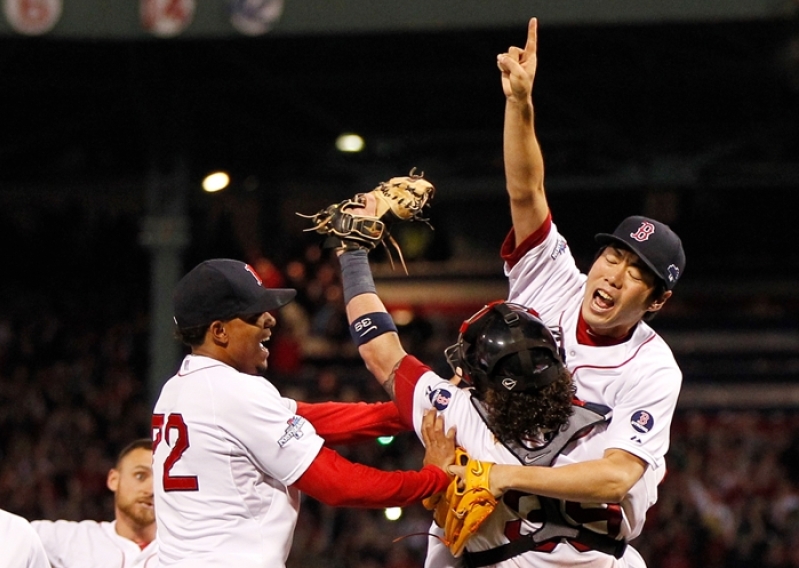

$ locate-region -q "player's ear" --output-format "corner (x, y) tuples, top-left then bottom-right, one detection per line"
(107, 468), (120, 492)
(646, 290), (672, 314)
(208, 320), (229, 345)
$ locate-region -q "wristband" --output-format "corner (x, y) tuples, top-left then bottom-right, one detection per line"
(349, 312), (398, 346)
(339, 249), (376, 304)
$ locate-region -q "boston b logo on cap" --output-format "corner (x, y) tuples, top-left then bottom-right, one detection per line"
(595, 216), (686, 290)
(173, 259), (296, 328)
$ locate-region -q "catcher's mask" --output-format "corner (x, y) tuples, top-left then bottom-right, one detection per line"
(444, 301), (565, 393)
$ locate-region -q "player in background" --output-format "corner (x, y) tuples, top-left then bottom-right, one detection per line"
(31, 438), (157, 568)
(443, 17), (686, 566)
(0, 508), (49, 568)
(152, 258), (456, 568)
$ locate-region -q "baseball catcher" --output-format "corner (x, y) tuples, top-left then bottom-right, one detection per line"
(297, 168), (435, 273)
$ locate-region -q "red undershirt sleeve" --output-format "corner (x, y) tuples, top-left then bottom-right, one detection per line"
(392, 355), (432, 429)
(293, 446), (449, 508)
(500, 212), (552, 270)
(295, 401), (409, 445)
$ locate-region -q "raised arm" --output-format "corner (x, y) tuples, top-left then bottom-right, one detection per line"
(499, 17), (550, 246)
(341, 252), (408, 400)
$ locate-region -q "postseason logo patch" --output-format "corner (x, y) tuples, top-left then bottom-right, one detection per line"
(278, 416), (307, 447)
(630, 410), (654, 434)
(427, 387), (452, 411)
(550, 238), (568, 260)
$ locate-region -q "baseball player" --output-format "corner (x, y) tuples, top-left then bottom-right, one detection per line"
(0, 509), (49, 568)
(299, 166), (662, 566)
(152, 258), (456, 568)
(329, 219), (658, 567)
(437, 17), (686, 567)
(31, 438), (158, 568)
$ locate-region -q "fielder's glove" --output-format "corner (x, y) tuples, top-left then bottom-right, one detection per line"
(423, 448), (498, 557)
(298, 169), (435, 273)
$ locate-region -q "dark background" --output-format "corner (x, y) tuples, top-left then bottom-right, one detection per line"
(3, 17), (798, 383)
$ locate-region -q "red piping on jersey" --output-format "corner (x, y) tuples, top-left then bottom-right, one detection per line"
(295, 401), (409, 445)
(500, 212), (553, 269)
(571, 335), (658, 374)
(559, 311), (659, 374)
(293, 446), (448, 508)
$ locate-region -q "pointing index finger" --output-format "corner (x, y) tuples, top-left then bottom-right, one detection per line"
(523, 17), (538, 61)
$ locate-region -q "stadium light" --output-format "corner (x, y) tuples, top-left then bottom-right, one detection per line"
(202, 171), (230, 192)
(335, 133), (365, 153)
(384, 507), (402, 521)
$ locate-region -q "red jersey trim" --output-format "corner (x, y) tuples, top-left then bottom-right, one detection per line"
(569, 333), (659, 374)
(393, 355), (431, 428)
(575, 311), (634, 347)
(500, 212), (553, 270)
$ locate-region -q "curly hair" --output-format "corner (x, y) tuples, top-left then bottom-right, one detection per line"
(478, 367), (575, 443)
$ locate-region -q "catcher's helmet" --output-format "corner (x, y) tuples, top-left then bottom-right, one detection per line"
(445, 301), (565, 393)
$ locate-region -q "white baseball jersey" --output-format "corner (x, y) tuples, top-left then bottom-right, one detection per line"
(31, 519), (157, 568)
(394, 357), (655, 568)
(0, 509), (49, 568)
(414, 219), (680, 567)
(504, 219), (681, 475)
(152, 355), (324, 568)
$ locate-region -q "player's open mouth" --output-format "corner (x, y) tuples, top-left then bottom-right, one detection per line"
(592, 289), (615, 310)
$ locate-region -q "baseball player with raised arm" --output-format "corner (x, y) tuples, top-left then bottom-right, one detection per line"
(443, 17), (686, 567)
(31, 438), (157, 568)
(152, 258), (456, 568)
(298, 166), (669, 566)
(0, 509), (49, 568)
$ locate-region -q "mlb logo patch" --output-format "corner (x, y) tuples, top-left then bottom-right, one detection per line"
(428, 387), (452, 411)
(630, 410), (654, 433)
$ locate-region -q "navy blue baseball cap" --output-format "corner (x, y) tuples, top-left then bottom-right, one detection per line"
(173, 259), (296, 328)
(595, 216), (686, 290)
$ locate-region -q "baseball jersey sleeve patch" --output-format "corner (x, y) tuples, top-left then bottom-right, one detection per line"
(550, 237), (568, 260)
(630, 410), (654, 433)
(426, 387), (452, 411)
(278, 416), (307, 447)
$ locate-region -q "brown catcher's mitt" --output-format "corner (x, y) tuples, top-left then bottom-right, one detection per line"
(297, 168), (435, 273)
(423, 448), (498, 557)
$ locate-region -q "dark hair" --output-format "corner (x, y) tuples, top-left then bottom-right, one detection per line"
(116, 438), (153, 467)
(175, 323), (210, 347)
(478, 366), (575, 442)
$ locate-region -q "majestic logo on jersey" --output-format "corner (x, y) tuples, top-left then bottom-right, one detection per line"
(667, 263), (680, 284)
(501, 378), (518, 391)
(278, 416), (307, 447)
(630, 410), (654, 433)
(244, 264), (263, 286)
(550, 238), (568, 260)
(630, 222), (656, 242)
(427, 387), (451, 411)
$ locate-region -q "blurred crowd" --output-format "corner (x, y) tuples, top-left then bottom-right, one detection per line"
(1, 242), (798, 568)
